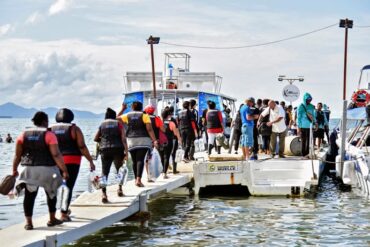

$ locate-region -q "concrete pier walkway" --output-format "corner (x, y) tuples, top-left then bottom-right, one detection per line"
(0, 173), (191, 247)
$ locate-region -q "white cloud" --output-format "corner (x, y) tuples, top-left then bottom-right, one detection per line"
(0, 24), (11, 36)
(48, 0), (73, 16)
(2, 1), (370, 117)
(0, 39), (148, 113)
(25, 12), (43, 25)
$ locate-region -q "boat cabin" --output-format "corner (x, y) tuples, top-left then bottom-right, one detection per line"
(122, 53), (236, 120)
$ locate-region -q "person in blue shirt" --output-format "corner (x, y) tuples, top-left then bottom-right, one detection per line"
(240, 97), (257, 160)
(297, 93), (317, 157)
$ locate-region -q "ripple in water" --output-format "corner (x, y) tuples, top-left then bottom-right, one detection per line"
(71, 177), (370, 246)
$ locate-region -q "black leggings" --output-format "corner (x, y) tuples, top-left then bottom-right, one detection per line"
(253, 126), (259, 155)
(101, 148), (124, 192)
(61, 164), (80, 214)
(24, 187), (56, 217)
(159, 140), (174, 174)
(130, 148), (149, 179)
(171, 139), (178, 172)
(233, 129), (241, 151)
(301, 128), (311, 156)
(180, 129), (195, 159)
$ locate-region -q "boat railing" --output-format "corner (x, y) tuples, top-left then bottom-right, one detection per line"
(124, 71), (223, 94)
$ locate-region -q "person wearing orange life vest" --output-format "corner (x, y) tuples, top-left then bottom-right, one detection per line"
(51, 108), (96, 222)
(144, 104), (166, 142)
(206, 101), (224, 155)
(177, 101), (198, 162)
(143, 104), (166, 182)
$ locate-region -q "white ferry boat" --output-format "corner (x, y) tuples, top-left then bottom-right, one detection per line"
(123, 53), (321, 197)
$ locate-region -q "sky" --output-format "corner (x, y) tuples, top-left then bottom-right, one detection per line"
(0, 0), (370, 116)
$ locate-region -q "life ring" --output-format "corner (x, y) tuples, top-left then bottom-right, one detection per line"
(351, 89), (370, 107)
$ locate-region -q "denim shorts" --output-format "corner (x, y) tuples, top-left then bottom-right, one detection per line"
(240, 124), (254, 147)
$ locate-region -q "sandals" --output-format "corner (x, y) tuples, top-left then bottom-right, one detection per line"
(135, 183), (145, 187)
(117, 189), (124, 197)
(24, 224), (33, 230)
(102, 194), (108, 203)
(61, 215), (72, 222)
(47, 219), (63, 227)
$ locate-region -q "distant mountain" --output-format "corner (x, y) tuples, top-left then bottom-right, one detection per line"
(0, 102), (103, 119)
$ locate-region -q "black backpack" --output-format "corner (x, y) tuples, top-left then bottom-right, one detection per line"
(316, 111), (325, 125)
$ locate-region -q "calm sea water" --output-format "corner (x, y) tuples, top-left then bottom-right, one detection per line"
(1, 118), (370, 246)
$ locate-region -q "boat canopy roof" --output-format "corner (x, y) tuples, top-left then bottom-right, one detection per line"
(124, 71), (223, 95)
(123, 89), (237, 102)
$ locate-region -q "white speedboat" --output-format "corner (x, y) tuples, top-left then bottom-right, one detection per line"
(334, 107), (370, 196)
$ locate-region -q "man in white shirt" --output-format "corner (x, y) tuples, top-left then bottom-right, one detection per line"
(257, 100), (287, 158)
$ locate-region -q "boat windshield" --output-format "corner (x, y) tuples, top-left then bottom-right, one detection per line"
(358, 65), (370, 90)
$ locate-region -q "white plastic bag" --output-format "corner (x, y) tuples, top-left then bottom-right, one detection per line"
(224, 127), (231, 137)
(175, 148), (185, 163)
(194, 139), (205, 152)
(88, 171), (106, 191)
(116, 165), (129, 186)
(56, 180), (70, 211)
(148, 148), (163, 181)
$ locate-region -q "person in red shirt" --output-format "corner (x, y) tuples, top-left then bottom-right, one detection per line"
(206, 101), (224, 155)
(51, 108), (96, 221)
(144, 104), (166, 181)
(144, 104), (166, 141)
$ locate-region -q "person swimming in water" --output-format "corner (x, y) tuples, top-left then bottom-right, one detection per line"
(6, 133), (13, 143)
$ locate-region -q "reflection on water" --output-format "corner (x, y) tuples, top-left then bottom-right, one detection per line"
(72, 178), (370, 246)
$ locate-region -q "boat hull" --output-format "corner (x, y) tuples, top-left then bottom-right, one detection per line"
(193, 158), (320, 197)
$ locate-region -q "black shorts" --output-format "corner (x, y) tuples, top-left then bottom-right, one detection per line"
(314, 129), (324, 139)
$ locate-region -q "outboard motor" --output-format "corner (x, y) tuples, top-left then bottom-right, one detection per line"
(324, 129), (339, 176)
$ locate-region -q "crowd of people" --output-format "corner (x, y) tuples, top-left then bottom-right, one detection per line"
(9, 93), (329, 230)
(231, 93), (330, 160)
(10, 101), (189, 230)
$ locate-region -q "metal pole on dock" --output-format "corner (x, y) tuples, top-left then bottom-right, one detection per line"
(147, 36), (160, 101)
(340, 100), (348, 177)
(339, 19), (353, 176)
(339, 18), (353, 100)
